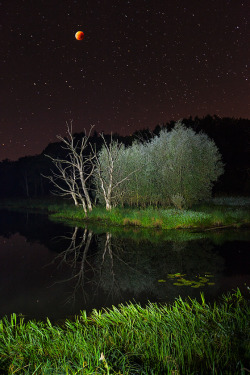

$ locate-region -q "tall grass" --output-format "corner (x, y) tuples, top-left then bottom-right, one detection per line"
(0, 290), (249, 374)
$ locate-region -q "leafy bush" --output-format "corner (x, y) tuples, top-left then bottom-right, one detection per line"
(94, 122), (224, 208)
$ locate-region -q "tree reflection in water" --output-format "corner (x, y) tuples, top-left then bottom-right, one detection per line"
(49, 227), (93, 304)
(50, 227), (157, 306)
(94, 232), (157, 300)
(48, 225), (229, 310)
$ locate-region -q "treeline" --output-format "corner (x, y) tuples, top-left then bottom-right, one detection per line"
(0, 115), (249, 200)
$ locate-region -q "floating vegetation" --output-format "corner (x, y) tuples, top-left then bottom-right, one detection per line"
(167, 272), (215, 288)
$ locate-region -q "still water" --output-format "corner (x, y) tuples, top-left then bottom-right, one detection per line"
(0, 209), (249, 321)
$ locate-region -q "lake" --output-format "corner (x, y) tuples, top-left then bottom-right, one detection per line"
(0, 209), (249, 321)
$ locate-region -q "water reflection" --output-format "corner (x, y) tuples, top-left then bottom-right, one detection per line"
(92, 232), (224, 302)
(49, 225), (249, 312)
(0, 209), (249, 320)
(50, 227), (94, 304)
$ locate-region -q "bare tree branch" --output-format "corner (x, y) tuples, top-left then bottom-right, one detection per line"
(43, 121), (95, 215)
(91, 133), (140, 210)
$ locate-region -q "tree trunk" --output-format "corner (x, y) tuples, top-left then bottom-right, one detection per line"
(79, 171), (92, 212)
(72, 193), (78, 206)
(105, 201), (112, 211)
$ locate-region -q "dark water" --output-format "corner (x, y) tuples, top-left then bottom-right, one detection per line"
(0, 209), (249, 321)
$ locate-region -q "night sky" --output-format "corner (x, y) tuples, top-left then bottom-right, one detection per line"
(0, 0), (249, 161)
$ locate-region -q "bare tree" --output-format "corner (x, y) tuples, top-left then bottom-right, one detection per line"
(92, 134), (139, 211)
(44, 122), (95, 216)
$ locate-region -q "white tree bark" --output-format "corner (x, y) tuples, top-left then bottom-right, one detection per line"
(92, 134), (139, 211)
(44, 122), (94, 216)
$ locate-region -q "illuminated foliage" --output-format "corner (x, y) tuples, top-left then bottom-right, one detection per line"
(148, 122), (224, 207)
(95, 122), (224, 209)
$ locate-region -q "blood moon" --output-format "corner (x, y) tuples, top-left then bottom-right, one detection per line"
(75, 31), (84, 40)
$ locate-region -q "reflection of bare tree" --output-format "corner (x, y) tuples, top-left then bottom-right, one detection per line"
(52, 229), (156, 305)
(94, 234), (156, 299)
(51, 227), (93, 304)
(92, 232), (119, 300)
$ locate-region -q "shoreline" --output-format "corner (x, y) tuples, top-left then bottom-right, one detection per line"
(1, 196), (250, 231)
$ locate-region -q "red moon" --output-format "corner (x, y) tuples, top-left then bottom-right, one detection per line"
(75, 31), (84, 40)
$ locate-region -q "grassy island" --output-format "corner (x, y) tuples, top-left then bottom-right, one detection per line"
(1, 196), (250, 230)
(0, 290), (249, 374)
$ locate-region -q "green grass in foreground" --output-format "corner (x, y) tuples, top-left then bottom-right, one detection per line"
(0, 290), (249, 374)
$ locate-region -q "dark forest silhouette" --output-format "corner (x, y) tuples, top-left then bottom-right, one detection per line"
(0, 115), (249, 199)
